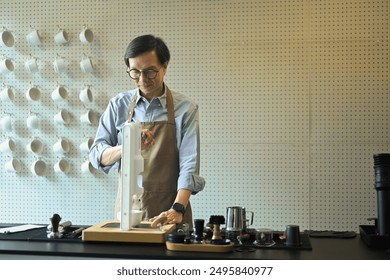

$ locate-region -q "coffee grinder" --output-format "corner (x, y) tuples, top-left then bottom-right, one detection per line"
(374, 153), (390, 236)
(360, 153), (390, 248)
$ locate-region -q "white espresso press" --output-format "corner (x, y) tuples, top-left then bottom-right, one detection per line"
(82, 121), (176, 243)
(120, 120), (144, 231)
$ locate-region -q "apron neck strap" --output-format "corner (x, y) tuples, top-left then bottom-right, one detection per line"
(127, 87), (175, 123)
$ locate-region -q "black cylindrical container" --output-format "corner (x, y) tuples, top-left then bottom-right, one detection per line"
(376, 190), (390, 235)
(375, 166), (390, 183)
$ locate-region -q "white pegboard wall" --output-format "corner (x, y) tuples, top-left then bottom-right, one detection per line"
(0, 0), (389, 231)
(310, 0), (389, 41)
(310, 39), (389, 144)
(0, 0), (121, 225)
(310, 144), (380, 230)
(199, 143), (310, 230)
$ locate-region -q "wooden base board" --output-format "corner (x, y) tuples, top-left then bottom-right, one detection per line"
(82, 221), (175, 243)
(166, 241), (235, 253)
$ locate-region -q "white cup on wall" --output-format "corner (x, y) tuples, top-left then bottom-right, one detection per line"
(54, 29), (69, 45)
(25, 86), (41, 101)
(0, 58), (14, 75)
(53, 138), (71, 155)
(81, 160), (95, 174)
(0, 87), (15, 103)
(79, 138), (94, 154)
(80, 56), (94, 74)
(0, 138), (16, 154)
(80, 110), (97, 125)
(31, 159), (47, 176)
(26, 28), (42, 46)
(54, 158), (71, 174)
(79, 86), (93, 104)
(5, 158), (22, 173)
(25, 57), (39, 74)
(26, 138), (44, 155)
(51, 85), (68, 101)
(79, 26), (94, 43)
(26, 114), (40, 130)
(53, 56), (67, 74)
(54, 109), (71, 125)
(0, 115), (13, 133)
(1, 28), (15, 48)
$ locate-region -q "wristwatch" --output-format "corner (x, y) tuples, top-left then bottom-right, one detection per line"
(172, 202), (186, 215)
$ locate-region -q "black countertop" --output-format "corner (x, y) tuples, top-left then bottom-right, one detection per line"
(1, 224), (389, 259)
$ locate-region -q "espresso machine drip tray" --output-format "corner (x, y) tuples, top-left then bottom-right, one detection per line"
(359, 225), (390, 249)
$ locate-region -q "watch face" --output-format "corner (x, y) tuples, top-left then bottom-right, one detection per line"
(173, 203), (185, 214)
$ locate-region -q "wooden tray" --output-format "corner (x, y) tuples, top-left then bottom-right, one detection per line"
(166, 241), (234, 253)
(82, 221), (175, 243)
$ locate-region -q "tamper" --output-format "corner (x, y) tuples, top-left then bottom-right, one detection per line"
(209, 215), (225, 244)
(47, 213), (62, 239)
(47, 220), (72, 232)
(194, 219), (205, 243)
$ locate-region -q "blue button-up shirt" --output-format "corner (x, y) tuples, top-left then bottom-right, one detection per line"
(89, 85), (205, 194)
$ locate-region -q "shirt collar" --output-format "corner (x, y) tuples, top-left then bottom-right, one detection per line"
(136, 84), (167, 108)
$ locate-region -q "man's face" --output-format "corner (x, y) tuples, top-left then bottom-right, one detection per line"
(128, 50), (167, 100)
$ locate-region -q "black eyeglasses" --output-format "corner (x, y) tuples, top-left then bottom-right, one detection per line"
(126, 67), (161, 80)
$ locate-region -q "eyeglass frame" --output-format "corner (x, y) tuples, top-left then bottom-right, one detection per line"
(126, 67), (162, 80)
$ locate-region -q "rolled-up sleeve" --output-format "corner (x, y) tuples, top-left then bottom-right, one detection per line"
(89, 100), (120, 174)
(177, 103), (206, 194)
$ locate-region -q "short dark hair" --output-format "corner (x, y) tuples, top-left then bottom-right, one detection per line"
(124, 35), (170, 67)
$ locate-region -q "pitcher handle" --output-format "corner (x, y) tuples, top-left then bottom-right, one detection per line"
(247, 211), (254, 226)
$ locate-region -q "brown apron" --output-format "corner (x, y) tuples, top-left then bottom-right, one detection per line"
(115, 88), (192, 227)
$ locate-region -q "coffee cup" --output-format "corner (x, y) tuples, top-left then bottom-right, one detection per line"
(26, 138), (44, 155)
(79, 138), (94, 154)
(0, 58), (14, 74)
(54, 29), (69, 45)
(79, 86), (93, 103)
(54, 158), (71, 174)
(25, 86), (41, 101)
(54, 109), (71, 125)
(25, 57), (39, 74)
(26, 114), (40, 130)
(80, 110), (97, 125)
(0, 138), (16, 154)
(53, 138), (71, 155)
(51, 85), (68, 101)
(0, 115), (13, 133)
(285, 225), (301, 247)
(0, 87), (15, 103)
(254, 228), (275, 247)
(79, 26), (94, 43)
(26, 29), (42, 46)
(53, 56), (67, 74)
(5, 158), (22, 173)
(80, 57), (94, 74)
(130, 210), (143, 226)
(31, 159), (47, 176)
(116, 209), (143, 226)
(81, 160), (95, 174)
(1, 28), (14, 47)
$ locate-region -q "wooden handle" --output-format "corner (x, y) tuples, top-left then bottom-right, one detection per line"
(150, 216), (168, 228)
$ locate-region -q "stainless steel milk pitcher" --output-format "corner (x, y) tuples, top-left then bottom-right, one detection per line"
(226, 206), (254, 231)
